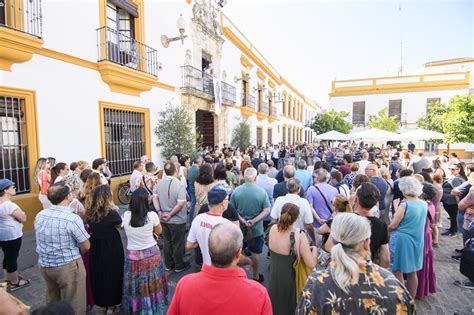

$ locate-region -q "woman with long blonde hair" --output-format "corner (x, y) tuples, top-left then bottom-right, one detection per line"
(85, 185), (123, 314)
(34, 158), (52, 209)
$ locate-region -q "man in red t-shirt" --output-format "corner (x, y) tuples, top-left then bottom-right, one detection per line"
(168, 222), (272, 315)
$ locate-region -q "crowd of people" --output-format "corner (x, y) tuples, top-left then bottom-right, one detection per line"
(0, 141), (473, 314)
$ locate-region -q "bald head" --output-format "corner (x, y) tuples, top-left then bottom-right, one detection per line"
(208, 222), (243, 268)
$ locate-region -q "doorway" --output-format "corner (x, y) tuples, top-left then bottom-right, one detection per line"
(196, 110), (215, 148)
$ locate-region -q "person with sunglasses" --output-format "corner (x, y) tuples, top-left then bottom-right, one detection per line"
(0, 179), (29, 291)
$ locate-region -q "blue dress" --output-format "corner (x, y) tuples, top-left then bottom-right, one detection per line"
(390, 200), (427, 273)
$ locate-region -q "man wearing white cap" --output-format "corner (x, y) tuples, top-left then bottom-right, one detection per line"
(186, 185), (231, 266)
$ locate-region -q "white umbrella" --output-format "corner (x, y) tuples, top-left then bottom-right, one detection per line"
(349, 128), (400, 141)
(314, 130), (349, 141)
(399, 128), (444, 141)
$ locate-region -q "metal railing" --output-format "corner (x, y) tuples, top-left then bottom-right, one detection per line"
(0, 0), (42, 38)
(260, 101), (269, 114)
(181, 65), (214, 97)
(222, 81), (236, 104)
(242, 93), (256, 110)
(97, 26), (159, 77)
(272, 106), (278, 117)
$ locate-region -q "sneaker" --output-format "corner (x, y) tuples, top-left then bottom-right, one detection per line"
(454, 248), (464, 253)
(451, 255), (461, 262)
(165, 266), (174, 271)
(454, 279), (474, 289)
(175, 262), (191, 273)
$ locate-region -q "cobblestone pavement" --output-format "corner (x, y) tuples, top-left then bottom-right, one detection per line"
(1, 207), (473, 314)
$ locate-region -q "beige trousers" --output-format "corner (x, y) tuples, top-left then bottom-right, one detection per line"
(39, 258), (86, 314)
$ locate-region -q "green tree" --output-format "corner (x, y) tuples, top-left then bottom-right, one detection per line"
(310, 109), (352, 134)
(368, 108), (399, 132)
(231, 119), (251, 150)
(417, 100), (446, 133)
(155, 103), (198, 159)
(442, 95), (474, 143)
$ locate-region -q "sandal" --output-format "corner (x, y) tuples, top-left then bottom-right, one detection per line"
(8, 277), (30, 291)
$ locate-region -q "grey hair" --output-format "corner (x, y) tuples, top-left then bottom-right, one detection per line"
(208, 222), (243, 267)
(313, 168), (329, 183)
(330, 213), (371, 294)
(398, 176), (423, 197)
(257, 163), (268, 175)
(283, 165), (296, 179)
(296, 159), (306, 170)
(287, 178), (301, 194)
(244, 167), (258, 182)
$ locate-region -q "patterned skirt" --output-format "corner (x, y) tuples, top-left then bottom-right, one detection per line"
(122, 245), (168, 315)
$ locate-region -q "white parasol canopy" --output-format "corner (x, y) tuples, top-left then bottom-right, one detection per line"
(349, 128), (400, 141)
(314, 130), (349, 141)
(399, 128), (444, 141)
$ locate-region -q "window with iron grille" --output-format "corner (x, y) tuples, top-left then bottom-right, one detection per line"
(388, 100), (402, 122)
(282, 126), (286, 144)
(267, 128), (272, 145)
(0, 96), (30, 194)
(352, 101), (365, 124)
(103, 108), (146, 177)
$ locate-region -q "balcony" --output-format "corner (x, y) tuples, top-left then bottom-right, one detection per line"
(96, 26), (159, 96)
(269, 105), (278, 122)
(240, 93), (256, 116)
(0, 0), (44, 70)
(222, 81), (236, 105)
(257, 100), (269, 120)
(181, 65), (237, 107)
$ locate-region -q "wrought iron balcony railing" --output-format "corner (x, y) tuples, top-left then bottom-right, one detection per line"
(222, 81), (236, 104)
(242, 93), (256, 110)
(0, 0), (42, 38)
(181, 65), (214, 97)
(260, 101), (269, 114)
(97, 26), (159, 77)
(272, 106), (278, 117)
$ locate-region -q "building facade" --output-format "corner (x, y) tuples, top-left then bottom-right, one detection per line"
(0, 0), (318, 227)
(329, 58), (473, 156)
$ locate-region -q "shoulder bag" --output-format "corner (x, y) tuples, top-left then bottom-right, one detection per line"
(291, 229), (312, 302)
(314, 185), (334, 215)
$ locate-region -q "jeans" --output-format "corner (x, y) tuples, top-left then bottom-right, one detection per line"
(161, 222), (186, 269)
(457, 210), (465, 234)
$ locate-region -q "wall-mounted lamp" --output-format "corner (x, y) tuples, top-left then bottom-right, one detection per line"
(161, 14), (187, 48)
(234, 73), (251, 84)
(253, 85), (267, 93)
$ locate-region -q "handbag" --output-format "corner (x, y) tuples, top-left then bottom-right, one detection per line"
(291, 230), (312, 302)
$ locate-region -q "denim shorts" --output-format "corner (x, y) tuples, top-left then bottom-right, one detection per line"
(249, 235), (264, 254)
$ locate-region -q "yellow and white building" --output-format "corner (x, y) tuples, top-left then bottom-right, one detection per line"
(0, 0), (318, 227)
(329, 57), (474, 158)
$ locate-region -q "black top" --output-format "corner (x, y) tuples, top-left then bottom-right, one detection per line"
(366, 216), (389, 262)
(273, 181), (305, 199)
(321, 219), (333, 247)
(199, 203), (239, 222)
(88, 210), (122, 239)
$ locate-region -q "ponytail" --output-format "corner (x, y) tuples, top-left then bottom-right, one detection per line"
(277, 203), (300, 232)
(50, 162), (67, 184)
(329, 213), (371, 294)
(330, 243), (362, 294)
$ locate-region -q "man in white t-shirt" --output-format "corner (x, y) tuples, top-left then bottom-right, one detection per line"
(357, 152), (370, 175)
(129, 161), (145, 192)
(270, 178), (314, 238)
(186, 185), (230, 265)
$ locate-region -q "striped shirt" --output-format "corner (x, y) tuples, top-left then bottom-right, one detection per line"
(35, 205), (89, 267)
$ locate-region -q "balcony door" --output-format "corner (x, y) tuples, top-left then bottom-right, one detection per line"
(106, 1), (136, 66)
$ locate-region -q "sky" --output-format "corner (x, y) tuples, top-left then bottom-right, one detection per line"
(223, 0), (474, 107)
